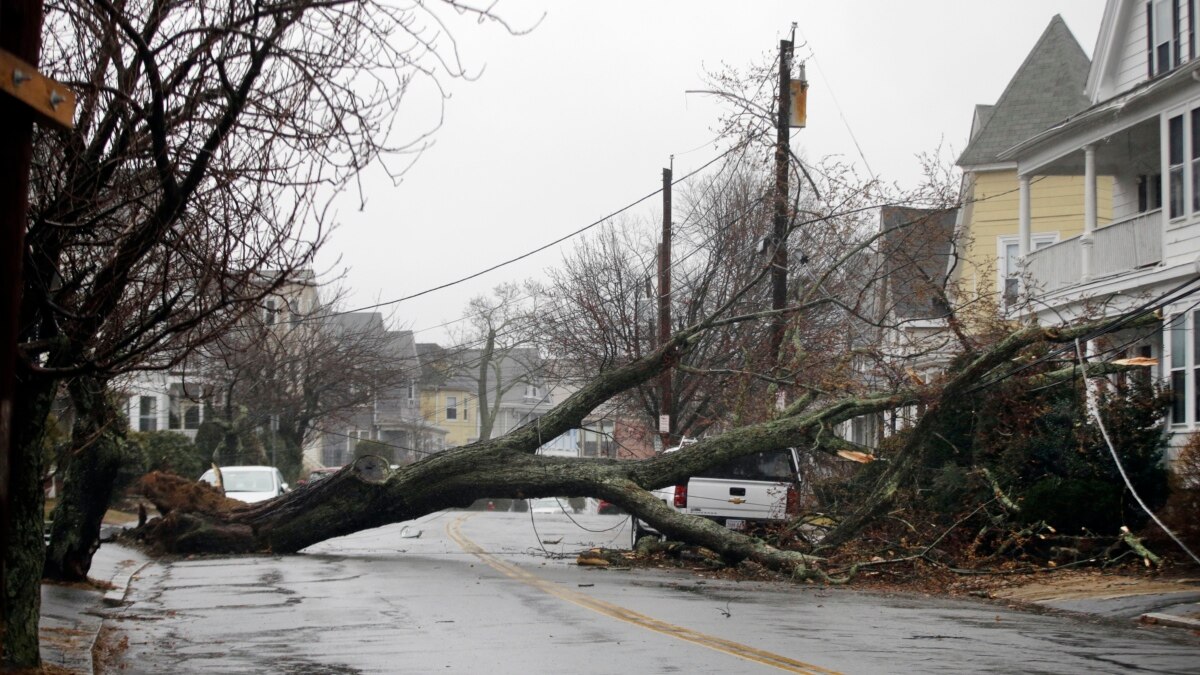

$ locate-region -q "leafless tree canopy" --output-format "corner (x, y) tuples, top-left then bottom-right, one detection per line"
(25, 0), (516, 378)
(8, 1), (522, 666)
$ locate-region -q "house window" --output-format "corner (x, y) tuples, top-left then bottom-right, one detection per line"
(998, 234), (1057, 305)
(264, 299), (277, 325)
(462, 397), (469, 421)
(1165, 105), (1200, 220)
(1165, 312), (1200, 426)
(168, 383), (202, 430)
(1169, 114), (1185, 218)
(446, 396), (457, 420)
(1150, 0), (1180, 76)
(1192, 108), (1200, 212)
(168, 398), (201, 430)
(138, 396), (158, 432)
(524, 384), (540, 400)
(1138, 173), (1163, 212)
(406, 380), (415, 406)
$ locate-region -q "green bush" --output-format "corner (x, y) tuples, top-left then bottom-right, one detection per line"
(917, 372), (1169, 535)
(130, 431), (208, 479)
(1020, 476), (1124, 534)
(193, 419), (224, 461)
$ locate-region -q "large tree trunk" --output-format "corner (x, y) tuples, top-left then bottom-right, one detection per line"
(44, 376), (132, 582)
(132, 381), (908, 576)
(3, 373), (56, 668)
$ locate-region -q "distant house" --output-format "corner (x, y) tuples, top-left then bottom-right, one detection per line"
(417, 342), (478, 448)
(118, 269), (321, 441)
(418, 344), (652, 458)
(875, 205), (959, 371)
(119, 374), (207, 438)
(842, 206), (958, 448)
(1003, 0), (1200, 466)
(309, 315), (446, 467)
(951, 14), (1110, 315)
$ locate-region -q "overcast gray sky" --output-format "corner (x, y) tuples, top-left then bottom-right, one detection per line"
(315, 1), (1105, 343)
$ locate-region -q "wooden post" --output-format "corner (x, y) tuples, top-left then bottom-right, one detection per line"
(770, 38), (793, 366)
(658, 166), (673, 448)
(0, 1), (75, 666)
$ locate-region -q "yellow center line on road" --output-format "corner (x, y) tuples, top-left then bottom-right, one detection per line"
(447, 514), (840, 675)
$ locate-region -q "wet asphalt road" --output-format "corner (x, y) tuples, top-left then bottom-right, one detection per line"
(106, 510), (1200, 674)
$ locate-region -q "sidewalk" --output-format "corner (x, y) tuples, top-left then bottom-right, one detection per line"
(988, 571), (1200, 630)
(38, 533), (149, 673)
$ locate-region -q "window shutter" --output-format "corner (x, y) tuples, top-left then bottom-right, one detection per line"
(1191, 0), (1197, 60)
(1174, 0), (1183, 67)
(1149, 1), (1157, 78)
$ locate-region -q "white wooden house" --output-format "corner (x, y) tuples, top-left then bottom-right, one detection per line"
(1004, 0), (1200, 462)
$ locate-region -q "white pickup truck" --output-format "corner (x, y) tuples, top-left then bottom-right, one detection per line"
(634, 446), (800, 540)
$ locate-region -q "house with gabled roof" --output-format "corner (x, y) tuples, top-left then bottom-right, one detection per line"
(309, 315), (446, 467)
(951, 14), (1112, 316)
(1002, 0), (1200, 465)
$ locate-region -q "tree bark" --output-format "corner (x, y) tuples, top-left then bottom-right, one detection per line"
(44, 376), (132, 581)
(3, 367), (56, 667)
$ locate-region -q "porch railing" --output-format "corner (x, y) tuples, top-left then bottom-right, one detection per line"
(1025, 209), (1161, 295)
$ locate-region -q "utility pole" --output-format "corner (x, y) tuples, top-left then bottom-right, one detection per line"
(769, 36), (794, 367)
(658, 165), (673, 449)
(769, 26), (808, 377)
(2, 0), (76, 664)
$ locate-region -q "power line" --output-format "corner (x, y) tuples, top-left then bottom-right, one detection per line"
(314, 144), (747, 321)
(794, 37), (876, 182)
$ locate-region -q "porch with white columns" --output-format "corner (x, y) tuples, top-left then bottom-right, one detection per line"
(1081, 144), (1097, 282)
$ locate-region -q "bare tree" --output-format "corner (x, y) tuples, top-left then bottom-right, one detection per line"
(450, 282), (544, 442)
(204, 292), (416, 475)
(7, 0), (520, 666)
(534, 153), (891, 448)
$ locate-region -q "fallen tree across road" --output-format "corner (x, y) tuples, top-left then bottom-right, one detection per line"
(127, 313), (1158, 581)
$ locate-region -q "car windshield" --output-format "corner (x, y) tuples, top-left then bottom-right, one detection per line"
(693, 450), (794, 482)
(221, 470), (275, 493)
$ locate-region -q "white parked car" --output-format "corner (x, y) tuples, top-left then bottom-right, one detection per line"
(199, 466), (288, 504)
(527, 497), (569, 514)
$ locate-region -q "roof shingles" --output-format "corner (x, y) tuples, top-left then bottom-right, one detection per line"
(957, 15), (1092, 167)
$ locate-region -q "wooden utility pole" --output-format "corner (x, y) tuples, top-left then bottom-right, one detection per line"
(770, 37), (794, 366)
(658, 166), (673, 449)
(1, 0), (76, 665)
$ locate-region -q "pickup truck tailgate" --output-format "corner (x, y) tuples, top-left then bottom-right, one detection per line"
(683, 477), (790, 521)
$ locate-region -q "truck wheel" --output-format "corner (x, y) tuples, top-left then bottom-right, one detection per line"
(632, 519), (652, 546)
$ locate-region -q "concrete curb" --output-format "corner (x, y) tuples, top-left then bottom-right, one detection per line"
(1139, 612), (1200, 629)
(38, 537), (151, 672)
(102, 558), (150, 607)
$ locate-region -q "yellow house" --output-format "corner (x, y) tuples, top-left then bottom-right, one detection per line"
(420, 385), (476, 448)
(416, 343), (477, 448)
(952, 16), (1111, 316)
